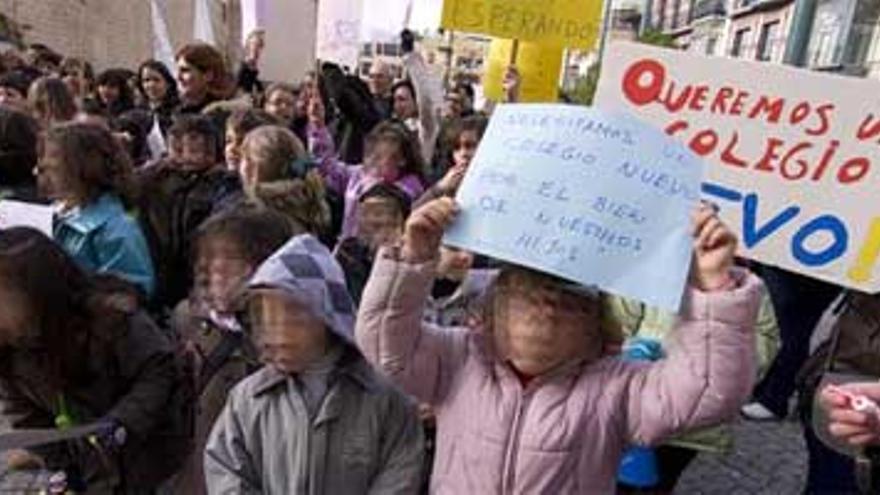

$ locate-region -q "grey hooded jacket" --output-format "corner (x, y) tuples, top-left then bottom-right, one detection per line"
(204, 234), (424, 494)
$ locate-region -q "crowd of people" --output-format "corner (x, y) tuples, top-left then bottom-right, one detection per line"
(0, 28), (878, 495)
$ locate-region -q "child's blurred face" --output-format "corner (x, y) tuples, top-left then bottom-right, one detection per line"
(0, 282), (31, 347)
(366, 139), (404, 183)
(437, 246), (474, 281)
(453, 130), (480, 169)
(194, 239), (254, 315)
(0, 87), (27, 111)
(172, 134), (214, 171)
(34, 141), (77, 206)
(357, 196), (404, 249)
(97, 84), (119, 106)
(264, 89), (296, 123)
(492, 272), (601, 376)
(224, 129), (244, 171)
(250, 289), (328, 374)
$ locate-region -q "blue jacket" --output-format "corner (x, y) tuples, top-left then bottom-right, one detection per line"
(54, 193), (156, 297)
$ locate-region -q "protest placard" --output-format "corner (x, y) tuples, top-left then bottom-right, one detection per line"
(0, 201), (55, 236)
(443, 104), (704, 310)
(440, 0), (602, 48)
(484, 39), (563, 103)
(594, 42), (880, 292)
(316, 0), (364, 69)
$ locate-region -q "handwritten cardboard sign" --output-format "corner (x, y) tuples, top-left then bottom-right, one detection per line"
(0, 201), (55, 236)
(443, 104), (704, 310)
(484, 38), (563, 103)
(440, 0), (602, 49)
(595, 42), (880, 292)
(316, 0), (364, 69)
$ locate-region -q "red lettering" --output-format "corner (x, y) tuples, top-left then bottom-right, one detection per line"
(689, 130), (719, 156)
(665, 120), (689, 135)
(790, 102), (811, 125)
(622, 59), (666, 106)
(806, 104), (835, 136)
(720, 132), (748, 167)
(779, 142), (812, 180)
(710, 87), (735, 114)
(755, 138), (784, 172)
(810, 140), (839, 182)
(659, 82), (693, 113)
(689, 85), (709, 111)
(857, 113), (880, 142)
(747, 96), (785, 123)
(730, 91), (750, 116)
(838, 157), (871, 184)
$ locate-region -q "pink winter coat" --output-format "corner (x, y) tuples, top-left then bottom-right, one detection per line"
(355, 250), (763, 494)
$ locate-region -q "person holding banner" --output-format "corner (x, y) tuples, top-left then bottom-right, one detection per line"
(355, 198), (762, 493)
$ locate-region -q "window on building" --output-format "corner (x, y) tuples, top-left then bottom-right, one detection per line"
(756, 21), (781, 61)
(672, 0), (682, 28)
(380, 43), (400, 57)
(361, 44), (373, 57)
(706, 36), (718, 55)
(731, 28), (751, 57)
(687, 0), (697, 23)
(657, 0), (668, 30)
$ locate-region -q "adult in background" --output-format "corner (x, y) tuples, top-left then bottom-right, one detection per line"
(137, 60), (180, 138)
(27, 76), (77, 128)
(237, 29), (265, 99)
(366, 60), (394, 119)
(175, 43), (233, 115)
(59, 57), (95, 105)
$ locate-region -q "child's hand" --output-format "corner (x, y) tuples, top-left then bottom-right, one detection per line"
(821, 382), (880, 446)
(401, 198), (458, 263)
(690, 203), (736, 291)
(503, 65), (521, 103)
(437, 165), (466, 194)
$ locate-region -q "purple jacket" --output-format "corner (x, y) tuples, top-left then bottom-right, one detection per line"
(309, 125), (424, 240)
(356, 251), (762, 494)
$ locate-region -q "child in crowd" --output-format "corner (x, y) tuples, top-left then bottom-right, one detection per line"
(0, 107), (41, 201)
(95, 68), (135, 117)
(27, 76), (77, 127)
(237, 124), (332, 239)
(137, 114), (240, 309)
(309, 90), (426, 241)
(0, 228), (191, 492)
(262, 82), (309, 145)
(356, 198), (763, 493)
(37, 122), (155, 297)
(204, 234), (425, 493)
(223, 107), (278, 172)
(0, 70), (37, 112)
(335, 183), (412, 306)
(418, 115), (488, 207)
(172, 206), (300, 495)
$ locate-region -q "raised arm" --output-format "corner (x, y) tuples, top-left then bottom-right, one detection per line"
(624, 205), (761, 445)
(305, 88), (354, 195)
(355, 198), (470, 405)
(401, 51), (441, 163)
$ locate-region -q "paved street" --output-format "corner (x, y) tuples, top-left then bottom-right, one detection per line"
(675, 418), (808, 494)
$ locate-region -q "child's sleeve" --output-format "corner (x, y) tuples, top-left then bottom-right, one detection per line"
(402, 51), (442, 163)
(754, 287), (781, 380)
(308, 124), (353, 195)
(95, 219), (156, 299)
(623, 268), (762, 446)
(203, 390), (262, 494)
(367, 396), (425, 494)
(355, 247), (471, 406)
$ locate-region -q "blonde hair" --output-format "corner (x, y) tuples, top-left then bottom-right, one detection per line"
(241, 125), (307, 187)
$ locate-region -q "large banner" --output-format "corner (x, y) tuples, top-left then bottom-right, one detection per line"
(440, 0), (602, 48)
(444, 104), (703, 310)
(595, 42), (880, 292)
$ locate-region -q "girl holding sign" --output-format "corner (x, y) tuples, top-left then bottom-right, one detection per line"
(355, 198), (762, 493)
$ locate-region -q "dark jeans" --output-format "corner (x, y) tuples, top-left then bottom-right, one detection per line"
(800, 408), (858, 494)
(753, 265), (841, 418)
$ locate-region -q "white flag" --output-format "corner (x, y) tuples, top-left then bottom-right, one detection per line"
(193, 0), (217, 45)
(147, 115), (167, 161)
(360, 0), (412, 42)
(240, 0), (268, 45)
(150, 0), (175, 71)
(316, 0), (364, 69)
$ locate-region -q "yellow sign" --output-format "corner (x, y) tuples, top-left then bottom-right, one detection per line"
(484, 39), (563, 103)
(441, 0), (602, 49)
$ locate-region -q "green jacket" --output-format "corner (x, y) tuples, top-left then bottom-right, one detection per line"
(603, 286), (780, 453)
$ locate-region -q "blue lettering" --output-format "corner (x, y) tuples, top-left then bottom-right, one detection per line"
(742, 193), (800, 249)
(791, 215), (849, 267)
